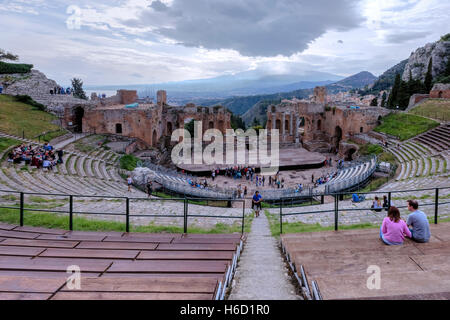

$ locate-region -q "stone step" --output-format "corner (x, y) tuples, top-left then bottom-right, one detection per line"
(77, 157), (87, 177)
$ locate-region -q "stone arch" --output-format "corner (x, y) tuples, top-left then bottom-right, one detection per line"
(334, 126), (343, 151)
(285, 119), (289, 134)
(74, 107), (84, 133)
(152, 130), (158, 147)
(166, 122), (173, 136)
(360, 127), (364, 133)
(275, 119), (281, 130)
(346, 148), (357, 161)
(317, 119), (322, 131)
(209, 121), (214, 130)
(115, 123), (123, 134)
(439, 91), (443, 98)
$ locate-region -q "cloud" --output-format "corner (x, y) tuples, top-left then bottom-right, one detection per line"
(337, 40), (344, 44)
(385, 31), (429, 44)
(127, 0), (365, 57)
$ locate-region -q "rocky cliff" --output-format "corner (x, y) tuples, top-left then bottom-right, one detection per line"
(0, 69), (93, 115)
(402, 39), (450, 82)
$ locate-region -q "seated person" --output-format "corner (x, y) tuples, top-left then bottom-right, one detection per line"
(406, 200), (431, 243)
(352, 193), (366, 203)
(42, 159), (52, 170)
(380, 206), (411, 245)
(371, 196), (383, 212)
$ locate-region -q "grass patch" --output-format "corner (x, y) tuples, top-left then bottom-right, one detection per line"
(74, 142), (95, 154)
(378, 151), (397, 166)
(0, 208), (252, 234)
(374, 113), (439, 141)
(0, 95), (63, 140)
(119, 154), (141, 171)
(357, 177), (389, 193)
(265, 211), (378, 237)
(0, 137), (21, 155)
(261, 200), (321, 209)
(359, 144), (383, 156)
(409, 99), (450, 122)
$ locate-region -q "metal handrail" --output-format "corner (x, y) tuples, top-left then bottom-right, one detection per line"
(278, 186), (450, 234)
(0, 189), (247, 234)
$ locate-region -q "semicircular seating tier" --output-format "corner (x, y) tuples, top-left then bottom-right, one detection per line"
(0, 222), (244, 300)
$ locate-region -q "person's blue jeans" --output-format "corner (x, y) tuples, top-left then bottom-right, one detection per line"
(380, 227), (402, 245)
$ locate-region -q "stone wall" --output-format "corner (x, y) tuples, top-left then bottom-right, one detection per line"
(266, 86), (390, 153)
(430, 83), (450, 99)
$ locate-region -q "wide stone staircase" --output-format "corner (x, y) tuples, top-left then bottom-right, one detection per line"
(281, 223), (450, 300)
(386, 125), (449, 182)
(0, 132), (146, 198)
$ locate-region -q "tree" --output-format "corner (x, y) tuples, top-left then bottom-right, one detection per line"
(231, 114), (246, 131)
(388, 74), (401, 109)
(71, 78), (87, 100)
(0, 49), (19, 61)
(381, 92), (387, 108)
(424, 57), (433, 92)
(397, 80), (410, 110)
(435, 58), (450, 84)
(370, 97), (378, 106)
(184, 119), (195, 137)
(252, 117), (260, 127)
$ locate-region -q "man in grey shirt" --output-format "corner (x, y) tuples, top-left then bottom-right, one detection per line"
(406, 200), (431, 243)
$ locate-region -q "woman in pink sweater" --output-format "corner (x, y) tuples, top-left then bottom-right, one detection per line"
(380, 207), (412, 245)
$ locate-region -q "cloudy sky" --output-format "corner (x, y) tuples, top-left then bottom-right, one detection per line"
(0, 0), (449, 86)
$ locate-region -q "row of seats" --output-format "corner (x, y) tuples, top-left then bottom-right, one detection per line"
(0, 133), (146, 198)
(322, 158), (377, 193)
(414, 123), (450, 153)
(281, 223), (450, 300)
(0, 222), (244, 300)
(387, 136), (449, 182)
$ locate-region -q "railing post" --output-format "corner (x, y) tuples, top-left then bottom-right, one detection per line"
(280, 199), (283, 235)
(184, 198), (188, 234)
(69, 195), (73, 231)
(241, 200), (245, 235)
(20, 192), (24, 227)
(334, 195), (339, 231)
(435, 188), (439, 225)
(126, 198), (130, 233)
(387, 191), (392, 211)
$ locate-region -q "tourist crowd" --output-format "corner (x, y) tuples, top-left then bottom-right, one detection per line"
(7, 142), (63, 170)
(50, 86), (72, 95)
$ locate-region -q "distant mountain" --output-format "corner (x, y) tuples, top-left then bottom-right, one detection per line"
(86, 69), (344, 103)
(196, 71), (377, 124)
(365, 60), (408, 94)
(327, 71), (377, 92)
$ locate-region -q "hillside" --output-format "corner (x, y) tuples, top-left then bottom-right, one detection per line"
(327, 71), (377, 93)
(0, 95), (65, 141)
(402, 36), (450, 82)
(199, 71), (377, 118)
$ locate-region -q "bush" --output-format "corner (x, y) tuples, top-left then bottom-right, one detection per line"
(119, 154), (141, 171)
(14, 95), (46, 111)
(0, 61), (33, 74)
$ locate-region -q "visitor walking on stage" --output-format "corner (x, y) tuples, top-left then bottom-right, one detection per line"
(127, 175), (133, 192)
(252, 191), (263, 218)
